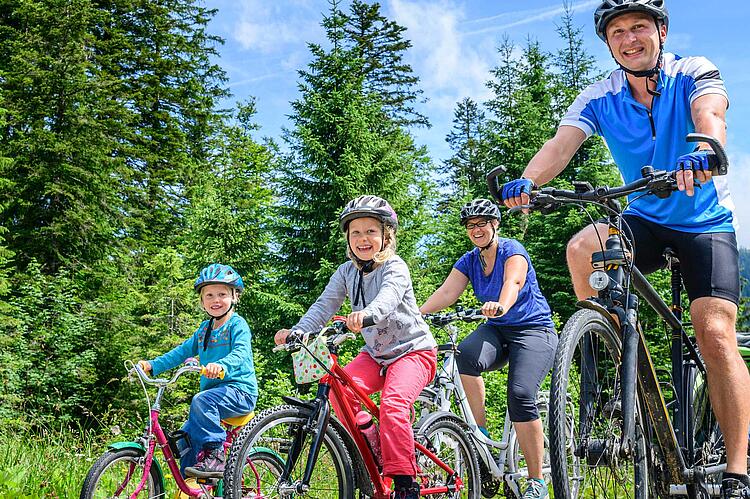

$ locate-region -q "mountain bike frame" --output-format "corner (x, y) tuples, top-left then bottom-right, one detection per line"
(275, 317), (468, 499)
(487, 132), (730, 496)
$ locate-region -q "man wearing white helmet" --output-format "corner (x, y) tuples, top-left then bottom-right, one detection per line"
(500, 1), (747, 496)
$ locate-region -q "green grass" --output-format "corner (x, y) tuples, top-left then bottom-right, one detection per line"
(0, 426), (105, 498)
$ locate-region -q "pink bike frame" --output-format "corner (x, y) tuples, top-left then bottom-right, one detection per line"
(127, 410), (256, 499)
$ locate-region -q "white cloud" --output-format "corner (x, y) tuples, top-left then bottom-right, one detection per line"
(387, 0), (493, 111)
(463, 0), (600, 36)
(231, 0), (320, 54)
(727, 150), (750, 247)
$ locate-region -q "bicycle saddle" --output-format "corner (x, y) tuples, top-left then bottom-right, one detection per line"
(222, 411), (255, 427)
(663, 247), (679, 266)
(736, 333), (750, 349)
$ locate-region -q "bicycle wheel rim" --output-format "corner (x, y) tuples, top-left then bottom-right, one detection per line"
(416, 416), (480, 498)
(225, 405), (353, 499)
(82, 449), (161, 499)
(550, 309), (650, 498)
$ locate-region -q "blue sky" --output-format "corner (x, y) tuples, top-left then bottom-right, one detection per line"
(205, 0), (750, 246)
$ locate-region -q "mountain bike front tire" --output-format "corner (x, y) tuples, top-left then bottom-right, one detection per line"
(416, 415), (481, 498)
(549, 308), (653, 499)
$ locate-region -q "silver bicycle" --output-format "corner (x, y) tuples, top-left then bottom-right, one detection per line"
(417, 309), (581, 498)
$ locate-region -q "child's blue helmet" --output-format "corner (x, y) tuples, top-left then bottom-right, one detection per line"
(194, 264), (245, 293)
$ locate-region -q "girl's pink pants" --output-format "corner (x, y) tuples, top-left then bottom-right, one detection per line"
(335, 349), (437, 477)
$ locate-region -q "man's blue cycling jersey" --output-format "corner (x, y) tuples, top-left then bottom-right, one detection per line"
(561, 52), (734, 233)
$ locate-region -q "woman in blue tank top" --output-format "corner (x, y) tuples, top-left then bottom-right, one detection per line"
(420, 199), (558, 499)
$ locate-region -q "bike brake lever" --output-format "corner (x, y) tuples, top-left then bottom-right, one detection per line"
(332, 332), (355, 346)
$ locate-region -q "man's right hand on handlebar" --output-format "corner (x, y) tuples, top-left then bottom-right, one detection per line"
(137, 360), (152, 373)
(500, 178), (536, 210)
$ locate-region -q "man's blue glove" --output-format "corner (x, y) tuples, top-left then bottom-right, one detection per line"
(500, 178), (536, 204)
(676, 150), (713, 173)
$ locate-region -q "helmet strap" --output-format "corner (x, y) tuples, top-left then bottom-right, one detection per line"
(203, 302), (234, 351)
(478, 225), (497, 271)
(353, 260), (374, 308)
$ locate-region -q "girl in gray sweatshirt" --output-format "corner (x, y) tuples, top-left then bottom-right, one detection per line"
(275, 195), (436, 498)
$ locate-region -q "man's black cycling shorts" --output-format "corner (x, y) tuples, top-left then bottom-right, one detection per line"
(621, 214), (739, 305)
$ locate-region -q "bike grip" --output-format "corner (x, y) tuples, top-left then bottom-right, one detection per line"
(200, 366), (225, 379)
(362, 316), (376, 328)
(686, 133), (728, 176)
(485, 165), (507, 203)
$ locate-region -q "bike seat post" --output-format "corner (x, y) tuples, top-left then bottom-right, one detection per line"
(664, 248), (683, 320)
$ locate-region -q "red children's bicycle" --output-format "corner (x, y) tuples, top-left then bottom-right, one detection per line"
(222, 316), (481, 498)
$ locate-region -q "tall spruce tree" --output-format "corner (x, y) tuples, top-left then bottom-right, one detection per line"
(97, 0), (229, 249)
(552, 4), (615, 187)
(343, 0), (429, 128)
(441, 97), (491, 199)
(420, 98), (491, 289)
(0, 0), (228, 272)
(276, 1), (429, 304)
(0, 0), (124, 272)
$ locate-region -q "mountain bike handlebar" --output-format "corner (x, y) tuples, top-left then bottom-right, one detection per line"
(486, 133), (729, 205)
(423, 308), (485, 326)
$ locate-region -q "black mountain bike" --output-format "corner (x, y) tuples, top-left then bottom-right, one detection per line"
(488, 133), (731, 498)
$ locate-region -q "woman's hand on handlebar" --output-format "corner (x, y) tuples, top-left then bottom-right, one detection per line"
(481, 301), (505, 318)
(275, 328), (292, 345)
(137, 360), (152, 373)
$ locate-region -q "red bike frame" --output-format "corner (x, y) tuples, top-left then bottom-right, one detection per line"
(322, 342), (464, 499)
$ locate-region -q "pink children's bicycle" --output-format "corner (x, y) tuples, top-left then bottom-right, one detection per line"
(79, 359), (279, 499)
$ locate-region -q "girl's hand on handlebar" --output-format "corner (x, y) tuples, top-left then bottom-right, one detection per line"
(202, 362), (224, 379)
(274, 329), (292, 345)
(346, 311), (368, 332)
(137, 360), (152, 373)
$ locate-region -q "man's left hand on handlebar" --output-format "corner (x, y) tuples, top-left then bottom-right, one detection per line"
(675, 150), (713, 196)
